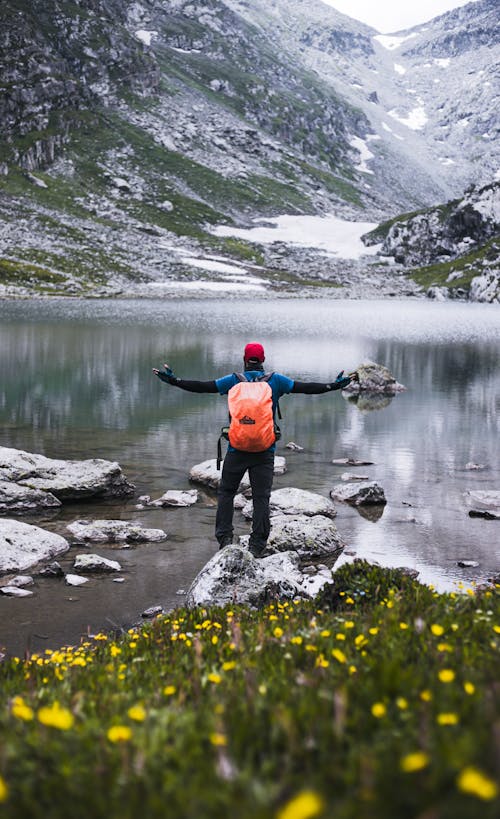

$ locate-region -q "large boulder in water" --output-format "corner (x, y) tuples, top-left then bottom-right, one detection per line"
(67, 519), (167, 543)
(0, 519), (69, 573)
(0, 479), (61, 514)
(344, 362), (405, 394)
(330, 481), (387, 506)
(0, 446), (134, 501)
(265, 514), (344, 558)
(186, 545), (333, 608)
(242, 487), (337, 520)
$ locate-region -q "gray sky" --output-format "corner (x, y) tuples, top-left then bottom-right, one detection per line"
(322, 0), (479, 33)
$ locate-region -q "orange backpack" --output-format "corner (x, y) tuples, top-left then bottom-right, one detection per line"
(217, 373), (281, 467)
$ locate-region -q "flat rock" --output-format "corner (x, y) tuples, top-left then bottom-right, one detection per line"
(340, 472), (370, 481)
(65, 574), (89, 586)
(465, 490), (500, 509)
(186, 545), (334, 608)
(67, 520), (167, 543)
(0, 446), (134, 501)
(332, 457), (374, 466)
(0, 479), (61, 514)
(142, 605), (163, 618)
(1, 586), (33, 597)
(265, 514), (344, 558)
(0, 519), (69, 573)
(330, 481), (387, 506)
(3, 575), (34, 587)
(285, 442), (304, 451)
(73, 554), (122, 572)
(457, 560), (479, 568)
(189, 456), (286, 490)
(242, 487), (337, 520)
(343, 361), (405, 394)
(148, 489), (198, 507)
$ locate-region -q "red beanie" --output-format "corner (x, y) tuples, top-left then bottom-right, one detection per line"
(244, 342), (265, 362)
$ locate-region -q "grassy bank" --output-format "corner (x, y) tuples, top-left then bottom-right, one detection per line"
(0, 562), (499, 818)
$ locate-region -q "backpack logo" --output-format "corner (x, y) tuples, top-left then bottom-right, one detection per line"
(239, 415), (256, 425)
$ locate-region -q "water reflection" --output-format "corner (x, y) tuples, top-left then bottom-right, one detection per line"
(0, 297), (499, 653)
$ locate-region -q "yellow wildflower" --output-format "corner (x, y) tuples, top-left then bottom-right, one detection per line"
(345, 597), (355, 605)
(344, 621), (355, 629)
(107, 725), (132, 743)
(211, 635), (218, 645)
(464, 682), (476, 695)
(320, 630), (331, 638)
(371, 703), (386, 718)
(399, 622), (409, 630)
(305, 644), (317, 652)
(210, 733), (227, 747)
(222, 661), (236, 671)
(315, 654), (329, 669)
(420, 690), (432, 702)
(276, 789), (325, 819)
(349, 665), (357, 675)
(0, 775), (8, 803)
(437, 643), (453, 653)
(208, 673), (222, 684)
(369, 627), (379, 635)
(493, 625), (500, 634)
(129, 641), (137, 649)
(400, 752), (430, 773)
(437, 713), (459, 725)
(354, 634), (368, 648)
(396, 697), (409, 710)
(331, 649), (347, 664)
(438, 669), (455, 683)
(291, 636), (303, 645)
(258, 684), (267, 695)
(127, 705), (146, 722)
(11, 696), (34, 722)
(163, 685), (176, 696)
(430, 624), (444, 636)
(457, 766), (498, 801)
(37, 703), (74, 731)
(335, 633), (346, 641)
(274, 627), (284, 638)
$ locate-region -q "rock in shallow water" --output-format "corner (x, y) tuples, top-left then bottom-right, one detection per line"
(186, 546), (334, 608)
(242, 487), (336, 520)
(73, 554), (122, 572)
(330, 481), (387, 506)
(67, 519), (167, 543)
(0, 519), (69, 573)
(265, 514), (344, 558)
(189, 456), (286, 490)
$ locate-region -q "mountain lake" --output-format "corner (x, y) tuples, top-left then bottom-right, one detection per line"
(0, 296), (499, 655)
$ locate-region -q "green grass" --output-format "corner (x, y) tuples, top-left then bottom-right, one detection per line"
(408, 237), (500, 291)
(0, 562), (498, 818)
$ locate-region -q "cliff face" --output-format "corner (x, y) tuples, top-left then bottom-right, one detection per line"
(0, 0), (159, 169)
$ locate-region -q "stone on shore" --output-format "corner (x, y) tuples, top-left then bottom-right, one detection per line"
(0, 519), (69, 573)
(343, 362), (405, 394)
(148, 489), (198, 507)
(242, 487), (337, 520)
(67, 519), (167, 543)
(265, 514), (344, 558)
(189, 456), (286, 490)
(186, 545), (333, 608)
(73, 554), (122, 572)
(0, 479), (61, 514)
(0, 446), (134, 501)
(330, 481), (387, 506)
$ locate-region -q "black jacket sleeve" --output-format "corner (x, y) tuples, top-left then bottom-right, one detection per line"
(291, 380), (343, 394)
(156, 372), (218, 393)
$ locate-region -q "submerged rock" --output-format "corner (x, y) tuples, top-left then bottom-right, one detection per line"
(0, 519), (69, 573)
(330, 481), (387, 506)
(0, 446), (134, 501)
(0, 479), (61, 514)
(186, 545), (334, 608)
(67, 519), (167, 543)
(242, 487), (337, 520)
(73, 554), (122, 572)
(38, 561), (64, 577)
(343, 362), (405, 394)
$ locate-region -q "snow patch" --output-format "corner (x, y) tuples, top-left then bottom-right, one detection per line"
(388, 105), (428, 131)
(211, 214), (381, 260)
(374, 33), (418, 50)
(438, 158), (455, 166)
(135, 29), (157, 46)
(394, 63), (406, 75)
(171, 46), (201, 53)
(495, 169), (500, 181)
(434, 58), (450, 68)
(149, 281), (266, 293)
(180, 258), (251, 275)
(349, 136), (374, 174)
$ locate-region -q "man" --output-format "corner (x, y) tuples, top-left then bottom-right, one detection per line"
(153, 342), (354, 557)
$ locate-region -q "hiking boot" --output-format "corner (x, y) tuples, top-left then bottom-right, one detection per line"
(218, 537), (233, 550)
(249, 543), (267, 558)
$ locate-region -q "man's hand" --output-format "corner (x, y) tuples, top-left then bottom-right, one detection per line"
(334, 370), (352, 390)
(153, 363), (176, 382)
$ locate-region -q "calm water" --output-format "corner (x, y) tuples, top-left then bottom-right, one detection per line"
(1, 297), (499, 655)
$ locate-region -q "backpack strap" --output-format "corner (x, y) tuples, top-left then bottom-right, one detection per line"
(257, 372), (282, 420)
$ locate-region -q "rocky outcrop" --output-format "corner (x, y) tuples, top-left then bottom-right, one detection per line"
(0, 446), (134, 506)
(0, 519), (69, 573)
(0, 479), (61, 514)
(241, 487), (337, 520)
(344, 362), (405, 394)
(66, 519), (167, 544)
(469, 272), (500, 303)
(264, 513), (344, 558)
(186, 545), (334, 608)
(330, 481), (387, 506)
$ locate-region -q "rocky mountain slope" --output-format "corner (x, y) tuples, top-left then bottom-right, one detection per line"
(0, 0), (498, 297)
